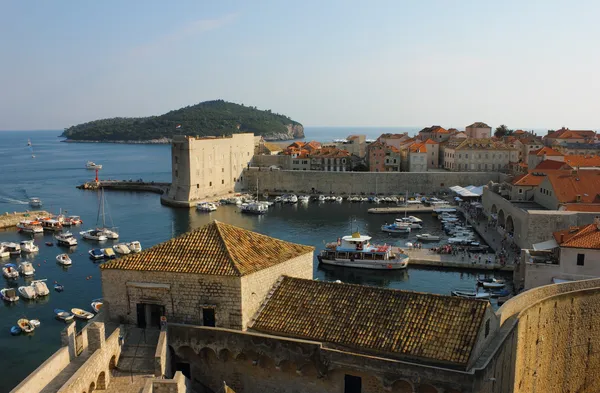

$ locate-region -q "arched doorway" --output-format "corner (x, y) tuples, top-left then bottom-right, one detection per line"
(89, 381), (96, 393)
(506, 215), (515, 234)
(96, 372), (106, 390)
(498, 210), (506, 228)
(108, 355), (117, 370)
(491, 204), (497, 214)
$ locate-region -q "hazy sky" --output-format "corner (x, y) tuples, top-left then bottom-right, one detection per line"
(1, 0), (600, 130)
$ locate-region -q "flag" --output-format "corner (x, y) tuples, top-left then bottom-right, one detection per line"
(176, 124), (182, 129)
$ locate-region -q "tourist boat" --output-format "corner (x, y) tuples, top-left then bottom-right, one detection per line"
(317, 233), (409, 270)
(0, 288), (19, 302)
(479, 278), (506, 289)
(20, 240), (39, 253)
(19, 262), (35, 276)
(240, 202), (268, 215)
(113, 243), (131, 255)
(18, 285), (36, 300)
(126, 241), (142, 253)
(17, 319), (35, 333)
(80, 229), (107, 241)
(393, 219), (422, 229)
(1, 242), (21, 256)
(381, 222), (411, 234)
(16, 220), (43, 234)
(0, 246), (9, 258)
(196, 202), (218, 212)
(401, 216), (423, 224)
(55, 231), (78, 246)
(415, 233), (441, 241)
(54, 283), (64, 292)
(91, 301), (103, 313)
(32, 280), (49, 296)
(10, 326), (21, 335)
(71, 308), (94, 320)
(56, 253), (72, 266)
(86, 161), (102, 169)
(67, 216), (83, 226)
(2, 263), (19, 279)
(54, 309), (74, 322)
(40, 219), (63, 232)
(451, 290), (491, 299)
(29, 197), (42, 207)
(103, 248), (116, 259)
(88, 248), (105, 260)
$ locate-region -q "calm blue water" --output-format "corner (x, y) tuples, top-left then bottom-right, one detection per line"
(0, 130), (507, 392)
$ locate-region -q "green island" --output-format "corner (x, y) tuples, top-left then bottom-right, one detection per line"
(61, 99), (304, 142)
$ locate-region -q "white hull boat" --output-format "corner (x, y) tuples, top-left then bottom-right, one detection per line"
(196, 202), (218, 212)
(72, 308), (94, 320)
(2, 263), (19, 279)
(452, 290), (491, 299)
(113, 243), (131, 255)
(16, 220), (44, 234)
(20, 240), (39, 253)
(381, 224), (411, 234)
(0, 246), (9, 258)
(126, 241), (142, 253)
(482, 281), (506, 289)
(29, 197), (42, 207)
(99, 228), (119, 240)
(415, 234), (441, 241)
(19, 262), (35, 276)
(1, 287), (19, 302)
(80, 230), (108, 242)
(32, 280), (49, 297)
(1, 242), (21, 256)
(55, 232), (78, 246)
(86, 161), (102, 169)
(18, 286), (37, 299)
(56, 253), (72, 266)
(240, 202), (268, 215)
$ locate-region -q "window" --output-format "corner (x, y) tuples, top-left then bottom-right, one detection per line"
(175, 156), (178, 164)
(465, 153), (469, 158)
(209, 181), (212, 187)
(175, 170), (178, 178)
(202, 308), (215, 327)
(197, 184), (199, 189)
(222, 168), (224, 172)
(485, 319), (490, 338)
(518, 188), (523, 194)
(577, 254), (585, 266)
(344, 375), (361, 393)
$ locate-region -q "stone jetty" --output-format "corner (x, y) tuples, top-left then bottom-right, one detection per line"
(0, 210), (51, 229)
(77, 180), (170, 194)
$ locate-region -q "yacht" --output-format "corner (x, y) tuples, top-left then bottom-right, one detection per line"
(113, 243), (131, 255)
(227, 197), (242, 205)
(0, 246), (10, 258)
(1, 242), (21, 256)
(88, 248), (105, 260)
(16, 220), (43, 234)
(55, 231), (78, 246)
(126, 241), (142, 253)
(18, 285), (37, 300)
(415, 233), (441, 241)
(196, 202), (218, 212)
(400, 216), (423, 224)
(19, 262), (35, 276)
(86, 161), (102, 169)
(40, 219), (63, 232)
(20, 240), (39, 253)
(29, 197), (42, 207)
(317, 232), (409, 270)
(381, 222), (411, 234)
(32, 280), (50, 296)
(240, 202), (268, 215)
(80, 229), (108, 242)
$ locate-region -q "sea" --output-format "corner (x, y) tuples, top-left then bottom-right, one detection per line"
(0, 129), (509, 392)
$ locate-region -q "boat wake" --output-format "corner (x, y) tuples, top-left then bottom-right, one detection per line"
(0, 196), (29, 205)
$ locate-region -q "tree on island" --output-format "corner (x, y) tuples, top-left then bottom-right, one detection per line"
(494, 124), (513, 138)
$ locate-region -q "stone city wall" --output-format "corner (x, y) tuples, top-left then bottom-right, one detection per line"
(10, 346), (71, 393)
(142, 371), (190, 393)
(155, 330), (169, 377)
(242, 169), (502, 195)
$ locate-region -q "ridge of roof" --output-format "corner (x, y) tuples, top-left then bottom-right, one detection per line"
(553, 223), (600, 249)
(214, 220), (241, 276)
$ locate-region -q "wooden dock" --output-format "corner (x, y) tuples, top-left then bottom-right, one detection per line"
(368, 206), (435, 214)
(0, 211), (51, 229)
(77, 180), (170, 194)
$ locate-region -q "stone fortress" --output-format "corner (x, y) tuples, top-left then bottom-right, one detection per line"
(14, 220), (600, 393)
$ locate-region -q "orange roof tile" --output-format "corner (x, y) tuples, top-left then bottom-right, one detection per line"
(530, 146), (563, 157)
(564, 156), (600, 168)
(553, 223), (600, 249)
(558, 131), (586, 139)
(546, 171), (600, 204)
(100, 221), (314, 276)
(423, 138), (439, 145)
(251, 276), (489, 367)
(533, 160), (572, 170)
(409, 142), (427, 153)
(513, 173), (547, 186)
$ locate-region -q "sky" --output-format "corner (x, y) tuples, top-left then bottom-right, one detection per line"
(1, 0), (600, 130)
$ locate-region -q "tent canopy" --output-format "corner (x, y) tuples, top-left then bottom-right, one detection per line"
(532, 239), (559, 251)
(449, 185), (481, 197)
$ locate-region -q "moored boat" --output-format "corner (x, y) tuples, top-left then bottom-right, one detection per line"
(55, 231), (78, 246)
(88, 248), (105, 260)
(126, 241), (142, 253)
(16, 220), (44, 234)
(17, 319), (35, 333)
(32, 280), (50, 297)
(240, 202), (268, 215)
(67, 216), (83, 226)
(91, 301), (103, 313)
(451, 290), (491, 299)
(103, 248), (116, 259)
(415, 233), (441, 241)
(20, 240), (39, 253)
(54, 283), (65, 292)
(317, 232), (409, 270)
(19, 262), (35, 277)
(1, 242), (21, 256)
(381, 222), (411, 234)
(56, 253), (72, 266)
(478, 277), (506, 289)
(80, 229), (107, 242)
(40, 219), (63, 232)
(10, 326), (21, 335)
(113, 243), (131, 255)
(55, 308), (74, 322)
(71, 308), (94, 320)
(196, 202), (218, 212)
(0, 246), (9, 258)
(2, 263), (19, 279)
(18, 285), (37, 300)
(0, 288), (19, 302)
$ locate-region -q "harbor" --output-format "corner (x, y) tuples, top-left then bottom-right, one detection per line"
(0, 210), (51, 229)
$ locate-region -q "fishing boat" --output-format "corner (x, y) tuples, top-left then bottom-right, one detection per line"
(19, 262), (35, 277)
(126, 241), (142, 253)
(0, 288), (19, 302)
(196, 202), (218, 212)
(91, 301), (103, 313)
(80, 229), (107, 242)
(240, 202), (268, 215)
(10, 326), (21, 335)
(18, 285), (36, 300)
(17, 319), (35, 333)
(0, 246), (9, 258)
(29, 197), (42, 207)
(381, 222), (411, 234)
(1, 242), (21, 256)
(2, 263), (19, 279)
(415, 233), (441, 241)
(88, 248), (105, 260)
(32, 280), (50, 297)
(56, 253), (72, 266)
(86, 161), (102, 169)
(16, 220), (43, 234)
(54, 309), (74, 322)
(113, 243), (131, 255)
(103, 248), (116, 259)
(451, 290), (491, 299)
(20, 240), (39, 253)
(54, 283), (64, 292)
(71, 308), (94, 320)
(317, 232), (409, 270)
(55, 231), (78, 246)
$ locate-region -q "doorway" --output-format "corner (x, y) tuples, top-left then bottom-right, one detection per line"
(202, 307), (215, 327)
(136, 303), (165, 329)
(344, 374), (362, 393)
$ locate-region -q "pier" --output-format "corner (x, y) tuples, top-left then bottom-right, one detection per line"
(402, 248), (514, 271)
(0, 210), (51, 229)
(76, 180), (170, 194)
(368, 205), (436, 214)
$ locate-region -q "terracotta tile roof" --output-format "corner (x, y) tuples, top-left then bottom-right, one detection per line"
(419, 125), (448, 134)
(564, 155), (600, 168)
(454, 138), (513, 151)
(467, 122), (490, 128)
(251, 277), (489, 367)
(512, 173), (548, 186)
(100, 221), (314, 276)
(533, 160), (572, 170)
(557, 131), (586, 139)
(263, 142), (282, 152)
(387, 145), (401, 154)
(513, 130), (526, 135)
(546, 128), (596, 139)
(546, 170), (600, 204)
(530, 146), (563, 157)
(423, 138), (439, 145)
(553, 223), (600, 249)
(409, 142), (427, 153)
(312, 147), (351, 158)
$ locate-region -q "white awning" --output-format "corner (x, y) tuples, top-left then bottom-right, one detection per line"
(552, 278), (572, 284)
(532, 239), (559, 250)
(449, 185), (480, 197)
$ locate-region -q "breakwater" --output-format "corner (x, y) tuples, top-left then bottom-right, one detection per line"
(76, 180), (170, 194)
(0, 210), (51, 229)
(243, 168), (504, 195)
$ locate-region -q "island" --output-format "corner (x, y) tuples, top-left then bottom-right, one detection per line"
(61, 99), (304, 142)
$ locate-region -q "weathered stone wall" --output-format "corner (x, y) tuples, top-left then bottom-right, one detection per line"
(10, 346), (71, 393)
(251, 154), (291, 169)
(155, 330), (169, 377)
(523, 261), (560, 289)
(144, 371), (190, 393)
(240, 253), (314, 329)
(101, 269), (243, 329)
(243, 169), (502, 195)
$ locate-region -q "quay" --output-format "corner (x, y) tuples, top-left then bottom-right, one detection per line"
(368, 205), (436, 214)
(402, 248), (514, 271)
(76, 180), (170, 194)
(0, 210), (51, 229)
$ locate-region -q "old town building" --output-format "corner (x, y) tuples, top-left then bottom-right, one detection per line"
(543, 127), (597, 146)
(443, 138), (517, 172)
(465, 122), (492, 139)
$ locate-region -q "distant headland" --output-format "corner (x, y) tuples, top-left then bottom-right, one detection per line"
(60, 99), (304, 143)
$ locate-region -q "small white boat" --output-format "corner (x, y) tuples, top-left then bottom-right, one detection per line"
(415, 234), (441, 241)
(17, 318), (35, 333)
(20, 240), (39, 253)
(0, 288), (19, 302)
(452, 290), (491, 299)
(0, 246), (10, 259)
(298, 195), (310, 203)
(2, 263), (19, 279)
(401, 216), (423, 224)
(91, 301), (103, 313)
(71, 308), (94, 320)
(113, 243), (131, 255)
(196, 202), (218, 212)
(126, 241), (142, 253)
(55, 309), (74, 322)
(56, 253), (72, 266)
(18, 286), (37, 299)
(30, 319), (41, 328)
(274, 196), (283, 203)
(394, 219), (422, 229)
(29, 197), (42, 207)
(99, 228), (119, 240)
(1, 242), (21, 256)
(32, 280), (50, 297)
(335, 196), (343, 203)
(482, 280), (506, 289)
(381, 223), (411, 234)
(318, 195), (326, 202)
(16, 220), (44, 234)
(55, 231), (78, 246)
(80, 229), (108, 241)
(240, 202), (268, 215)
(19, 262), (35, 276)
(86, 161), (102, 169)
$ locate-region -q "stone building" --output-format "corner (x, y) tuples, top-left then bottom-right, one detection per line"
(406, 142), (428, 172)
(377, 132), (411, 150)
(543, 127), (597, 146)
(418, 126), (452, 143)
(161, 134), (255, 207)
(465, 122), (492, 139)
(100, 220), (314, 330)
(526, 146), (564, 170)
(443, 138), (516, 172)
(332, 134), (368, 158)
